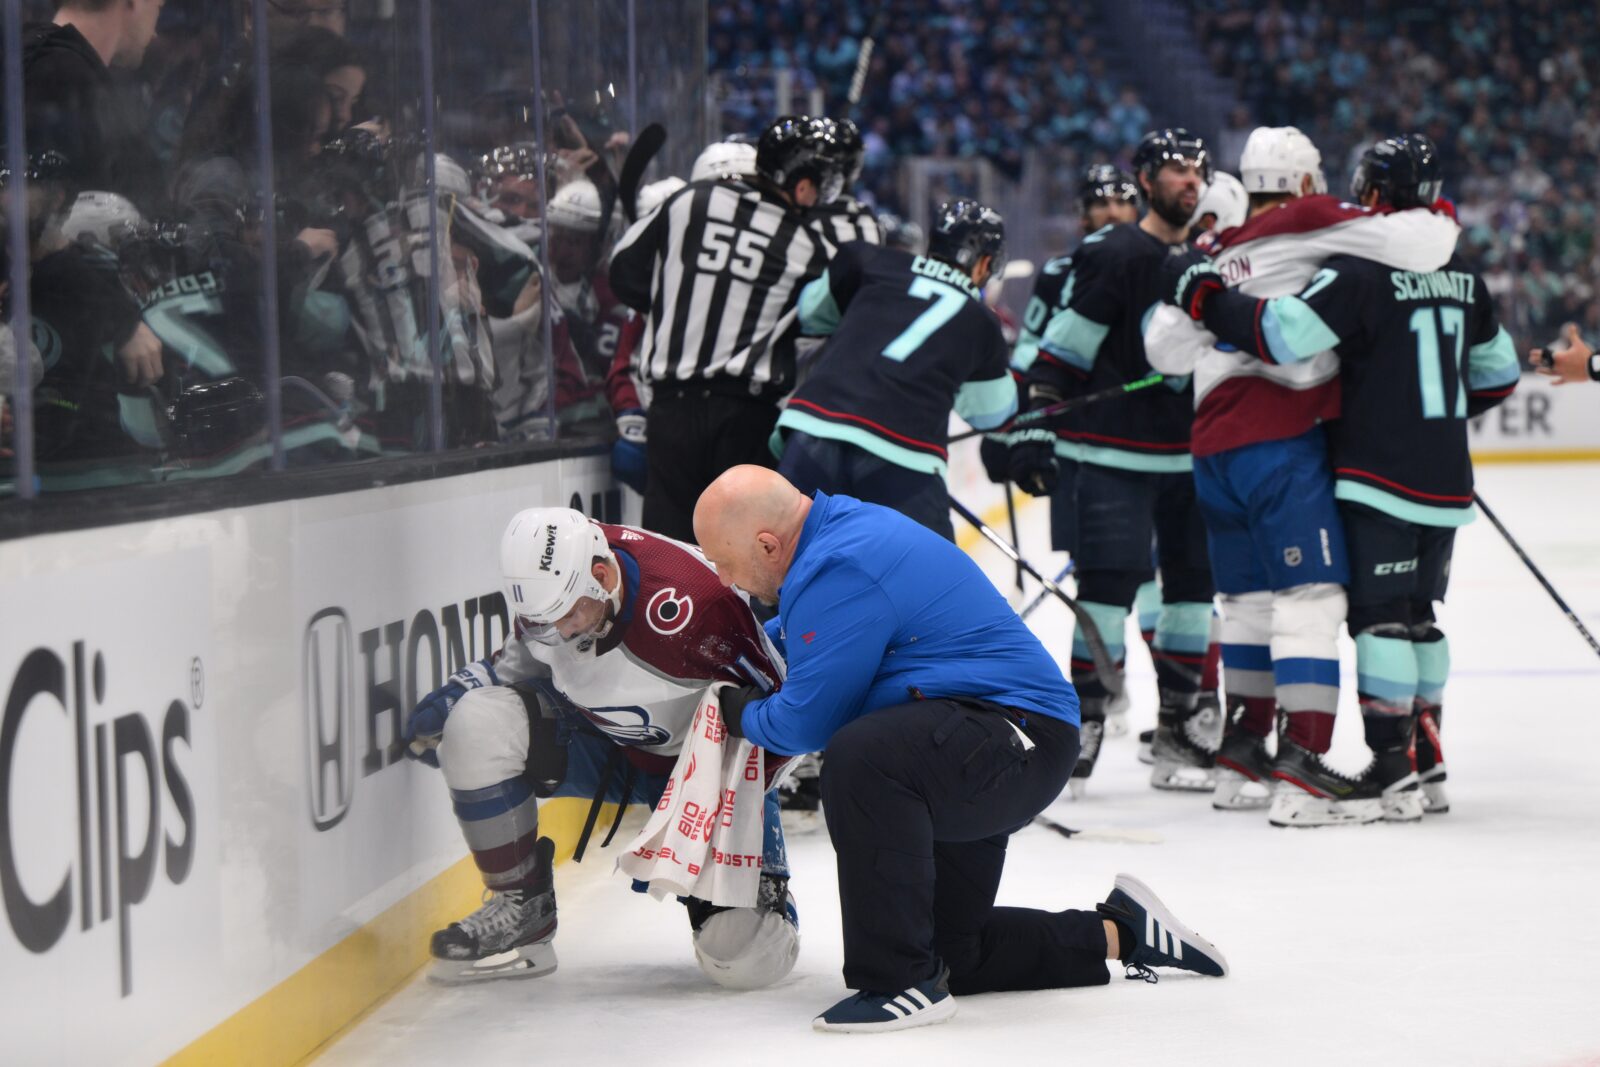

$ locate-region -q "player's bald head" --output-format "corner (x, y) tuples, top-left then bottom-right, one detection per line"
(693, 466), (812, 605)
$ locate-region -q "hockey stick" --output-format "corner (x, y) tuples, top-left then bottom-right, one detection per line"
(1021, 561), (1076, 620)
(950, 496), (1124, 697)
(846, 15), (886, 118)
(948, 373), (1166, 445)
(618, 122), (666, 224)
(1032, 814), (1163, 845)
(1474, 491), (1600, 659)
(1006, 486), (1025, 594)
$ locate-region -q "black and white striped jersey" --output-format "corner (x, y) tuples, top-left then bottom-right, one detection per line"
(610, 178), (832, 396)
(807, 196), (884, 249)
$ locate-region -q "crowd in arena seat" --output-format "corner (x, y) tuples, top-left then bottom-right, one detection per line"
(3, 0), (630, 489)
(1193, 0), (1600, 347)
(712, 0), (1597, 355)
(709, 0), (1150, 211)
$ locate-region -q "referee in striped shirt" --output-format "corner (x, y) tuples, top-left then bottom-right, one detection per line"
(611, 116), (841, 542)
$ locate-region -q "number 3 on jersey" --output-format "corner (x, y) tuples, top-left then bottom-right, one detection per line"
(1409, 306), (1467, 419)
(883, 277), (967, 361)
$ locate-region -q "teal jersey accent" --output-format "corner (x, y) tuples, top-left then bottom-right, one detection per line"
(1335, 480), (1476, 528)
(1467, 325), (1520, 390)
(1039, 308), (1109, 372)
(776, 407), (948, 476)
(954, 374), (1018, 429)
(1261, 295), (1342, 364)
(798, 273), (844, 335)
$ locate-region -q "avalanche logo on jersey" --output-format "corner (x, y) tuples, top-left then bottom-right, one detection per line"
(646, 587), (694, 636)
(582, 704), (672, 746)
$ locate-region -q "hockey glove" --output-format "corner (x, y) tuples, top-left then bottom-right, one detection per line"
(611, 409), (648, 494)
(404, 658), (500, 767)
(979, 435), (1013, 485)
(718, 684), (765, 739)
(1008, 428), (1060, 497)
(1164, 249), (1225, 321)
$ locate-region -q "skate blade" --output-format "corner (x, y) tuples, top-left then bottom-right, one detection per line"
(428, 942), (558, 985)
(1382, 792), (1424, 822)
(1421, 781), (1450, 814)
(1104, 714), (1129, 739)
(1150, 762), (1217, 792)
(1067, 777), (1089, 800)
(1211, 775), (1271, 810)
(1267, 793), (1383, 828)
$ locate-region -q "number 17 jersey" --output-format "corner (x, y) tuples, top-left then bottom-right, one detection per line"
(776, 241), (1017, 476)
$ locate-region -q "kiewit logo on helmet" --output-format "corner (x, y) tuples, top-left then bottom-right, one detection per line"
(539, 526), (558, 572)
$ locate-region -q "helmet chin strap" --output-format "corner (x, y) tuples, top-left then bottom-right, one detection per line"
(591, 550), (625, 640)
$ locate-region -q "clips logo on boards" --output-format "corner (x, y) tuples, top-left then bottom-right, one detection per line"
(1, 641), (198, 998)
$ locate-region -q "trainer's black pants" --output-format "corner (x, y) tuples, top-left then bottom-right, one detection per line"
(644, 387), (779, 543)
(820, 699), (1110, 995)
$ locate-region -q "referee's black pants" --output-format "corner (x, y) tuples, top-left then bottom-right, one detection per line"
(643, 387), (779, 543)
(820, 699), (1110, 995)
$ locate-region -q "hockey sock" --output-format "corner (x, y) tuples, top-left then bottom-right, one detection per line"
(1413, 628), (1449, 769)
(1219, 590), (1273, 716)
(1200, 615), (1222, 693)
(1355, 628), (1419, 753)
(1271, 584), (1344, 755)
(1134, 579), (1162, 650)
(1071, 600), (1130, 701)
(1229, 695), (1277, 739)
(450, 776), (549, 893)
(1152, 600), (1212, 697)
(1413, 627), (1449, 711)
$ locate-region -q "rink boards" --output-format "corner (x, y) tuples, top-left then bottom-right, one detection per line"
(0, 453), (630, 1066)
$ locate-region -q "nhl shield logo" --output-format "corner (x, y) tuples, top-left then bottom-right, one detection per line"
(1283, 546), (1303, 567)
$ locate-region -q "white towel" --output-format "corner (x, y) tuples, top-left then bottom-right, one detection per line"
(615, 684), (766, 908)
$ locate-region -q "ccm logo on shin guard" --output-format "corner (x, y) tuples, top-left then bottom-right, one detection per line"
(1374, 559), (1418, 576)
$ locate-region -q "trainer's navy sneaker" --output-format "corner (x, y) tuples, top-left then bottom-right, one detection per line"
(1097, 873), (1228, 980)
(813, 970), (956, 1033)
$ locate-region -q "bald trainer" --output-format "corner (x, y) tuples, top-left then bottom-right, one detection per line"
(693, 467), (1228, 1033)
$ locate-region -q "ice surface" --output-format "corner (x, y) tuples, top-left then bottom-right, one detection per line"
(318, 463), (1600, 1067)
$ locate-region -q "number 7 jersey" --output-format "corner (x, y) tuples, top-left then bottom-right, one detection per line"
(775, 240), (1017, 476)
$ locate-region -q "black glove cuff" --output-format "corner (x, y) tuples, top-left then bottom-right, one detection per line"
(719, 684), (764, 738)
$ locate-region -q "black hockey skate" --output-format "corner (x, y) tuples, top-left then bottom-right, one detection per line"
(1268, 740), (1383, 827)
(1356, 746), (1423, 823)
(1211, 727), (1274, 812)
(1068, 697), (1107, 799)
(430, 837), (558, 984)
(1097, 873), (1228, 980)
(1149, 691), (1219, 792)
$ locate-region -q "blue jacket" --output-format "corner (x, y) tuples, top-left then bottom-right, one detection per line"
(741, 492), (1079, 756)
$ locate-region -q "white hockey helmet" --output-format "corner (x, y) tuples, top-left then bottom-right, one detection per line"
(1193, 171), (1248, 233)
(501, 507), (620, 642)
(546, 180), (605, 234)
(692, 888), (800, 990)
(691, 140), (758, 184)
(59, 190), (144, 248)
(1239, 126), (1327, 197)
(636, 176), (687, 218)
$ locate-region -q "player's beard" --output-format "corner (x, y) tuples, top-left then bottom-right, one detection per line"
(1149, 186), (1196, 230)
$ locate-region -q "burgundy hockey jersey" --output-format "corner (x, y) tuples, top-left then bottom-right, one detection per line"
(493, 523), (785, 772)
